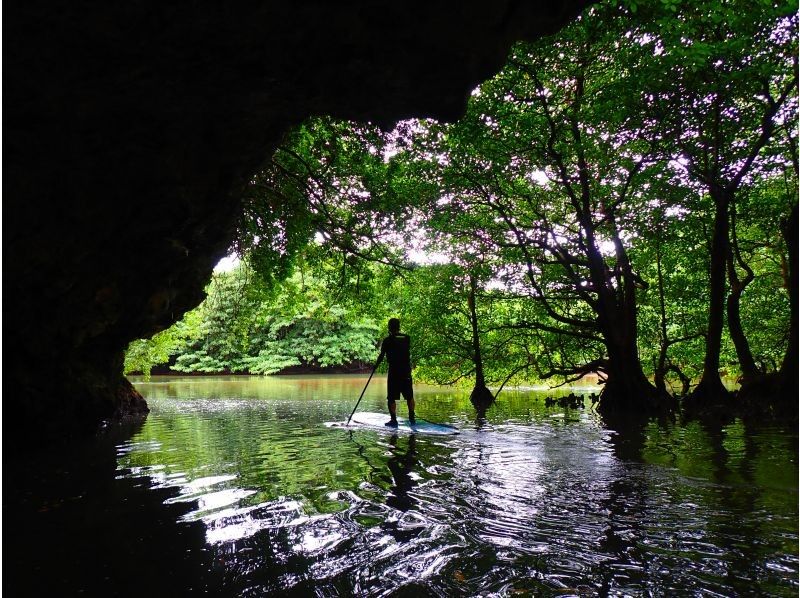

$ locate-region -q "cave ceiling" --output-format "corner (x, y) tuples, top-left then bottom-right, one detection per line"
(3, 0), (589, 433)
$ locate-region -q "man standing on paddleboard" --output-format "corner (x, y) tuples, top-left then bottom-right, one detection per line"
(375, 318), (415, 427)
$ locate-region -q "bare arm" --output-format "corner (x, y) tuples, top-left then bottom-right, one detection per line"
(375, 340), (386, 369)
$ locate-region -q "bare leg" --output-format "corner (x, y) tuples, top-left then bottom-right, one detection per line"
(386, 401), (398, 426)
(408, 398), (416, 422)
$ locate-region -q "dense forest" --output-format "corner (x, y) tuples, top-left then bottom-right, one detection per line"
(126, 0), (797, 414)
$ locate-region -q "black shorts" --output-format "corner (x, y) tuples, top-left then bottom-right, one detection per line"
(387, 375), (413, 403)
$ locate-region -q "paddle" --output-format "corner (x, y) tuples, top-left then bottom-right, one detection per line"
(346, 364), (378, 426)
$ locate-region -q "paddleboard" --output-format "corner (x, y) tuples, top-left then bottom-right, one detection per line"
(328, 412), (459, 435)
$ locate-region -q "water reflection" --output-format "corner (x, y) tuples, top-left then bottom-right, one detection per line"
(3, 420), (226, 597)
(107, 375), (799, 596)
(385, 435), (418, 512)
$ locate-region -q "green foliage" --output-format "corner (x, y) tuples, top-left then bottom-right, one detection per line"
(124, 310), (203, 378)
(236, 117), (415, 287)
(128, 0), (796, 396)
(127, 259), (390, 376)
(728, 177), (794, 370)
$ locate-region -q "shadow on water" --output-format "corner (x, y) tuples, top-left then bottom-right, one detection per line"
(385, 435), (418, 513)
(349, 432), (422, 539)
(601, 413), (649, 462)
(598, 420), (651, 594)
(592, 409), (798, 596)
(2, 420), (224, 597)
(693, 417), (799, 595)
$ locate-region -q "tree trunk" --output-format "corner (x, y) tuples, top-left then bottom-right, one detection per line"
(589, 235), (669, 413)
(654, 222), (669, 393)
(599, 316), (668, 413)
(726, 203), (759, 381)
(691, 188), (731, 403)
(726, 283), (758, 380)
(467, 273), (494, 406)
(654, 350), (667, 394)
(667, 364), (692, 396)
(778, 204), (798, 398)
(730, 199), (796, 411)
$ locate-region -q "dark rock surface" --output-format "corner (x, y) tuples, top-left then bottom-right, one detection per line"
(4, 1), (588, 443)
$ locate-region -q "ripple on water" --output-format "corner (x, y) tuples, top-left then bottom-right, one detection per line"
(116, 383), (799, 596)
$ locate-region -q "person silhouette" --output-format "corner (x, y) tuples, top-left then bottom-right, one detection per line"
(375, 318), (415, 427)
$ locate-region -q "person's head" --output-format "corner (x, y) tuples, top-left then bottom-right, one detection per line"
(388, 318), (400, 334)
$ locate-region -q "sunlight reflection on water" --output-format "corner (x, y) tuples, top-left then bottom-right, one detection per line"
(120, 375), (799, 596)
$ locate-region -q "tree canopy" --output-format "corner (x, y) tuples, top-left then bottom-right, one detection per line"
(127, 0), (797, 412)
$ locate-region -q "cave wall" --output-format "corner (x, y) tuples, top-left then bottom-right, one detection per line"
(3, 1), (588, 443)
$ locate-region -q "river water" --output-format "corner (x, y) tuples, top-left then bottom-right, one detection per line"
(7, 375), (797, 596)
